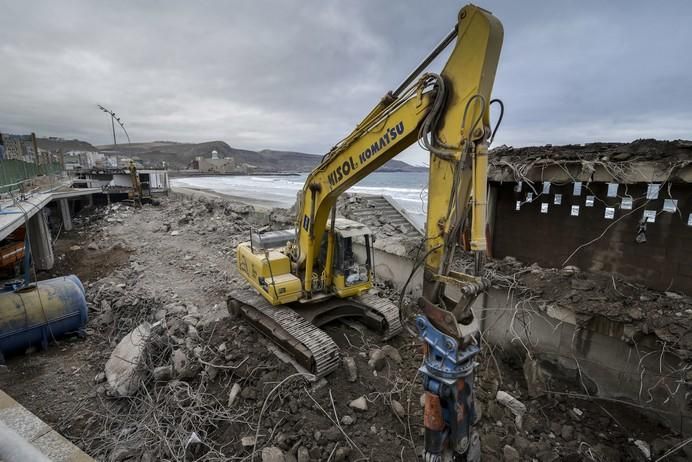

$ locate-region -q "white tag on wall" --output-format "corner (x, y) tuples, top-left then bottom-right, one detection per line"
(607, 183), (619, 197)
(554, 194), (562, 205)
(643, 210), (656, 223)
(527, 192), (533, 202)
(663, 199), (678, 213)
(543, 182), (551, 194)
(621, 197), (633, 210)
(585, 195), (595, 207)
(605, 207), (615, 219)
(573, 182), (582, 196)
(571, 205), (580, 216)
(515, 200), (521, 211)
(688, 213), (692, 226)
(541, 203), (549, 214)
(646, 184), (660, 200)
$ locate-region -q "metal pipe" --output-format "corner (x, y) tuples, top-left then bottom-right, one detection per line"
(110, 115), (116, 145)
(392, 27), (457, 97)
(0, 420), (52, 462)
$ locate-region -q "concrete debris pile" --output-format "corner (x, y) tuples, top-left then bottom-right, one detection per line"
(490, 139), (692, 165)
(338, 194), (423, 256)
(489, 139), (692, 184)
(79, 274), (426, 461)
(472, 354), (689, 462)
(2, 194), (690, 462)
(478, 255), (692, 359)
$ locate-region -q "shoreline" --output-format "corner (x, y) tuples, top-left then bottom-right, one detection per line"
(170, 186), (286, 211)
(167, 171), (304, 178)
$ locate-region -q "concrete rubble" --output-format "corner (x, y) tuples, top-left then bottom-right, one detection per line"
(0, 193), (689, 462)
(104, 322), (152, 397)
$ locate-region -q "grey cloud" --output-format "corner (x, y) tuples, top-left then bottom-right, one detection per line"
(1, 0), (690, 165)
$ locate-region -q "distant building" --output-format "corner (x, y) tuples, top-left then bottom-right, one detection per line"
(198, 157), (236, 173)
(3, 137), (23, 161)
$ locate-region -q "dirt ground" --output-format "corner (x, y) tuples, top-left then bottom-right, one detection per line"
(0, 195), (689, 461)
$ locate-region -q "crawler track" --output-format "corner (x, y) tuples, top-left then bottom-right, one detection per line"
(228, 288), (402, 378)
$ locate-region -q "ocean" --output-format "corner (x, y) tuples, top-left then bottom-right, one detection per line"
(171, 172), (429, 227)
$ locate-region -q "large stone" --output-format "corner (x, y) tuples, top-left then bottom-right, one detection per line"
(334, 447), (351, 462)
(228, 383), (242, 407)
(172, 349), (187, 372)
(240, 436), (256, 447)
(348, 396), (368, 412)
(381, 345), (403, 363)
(628, 440), (651, 461)
(496, 391), (526, 417)
(503, 445), (521, 462)
(262, 446), (285, 462)
(368, 349), (386, 371)
(153, 365), (173, 381)
(297, 447), (309, 462)
(343, 356), (358, 382)
(391, 400), (406, 419)
(105, 322), (152, 397)
(172, 349), (197, 379)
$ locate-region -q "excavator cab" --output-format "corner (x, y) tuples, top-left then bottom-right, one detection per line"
(326, 218), (373, 298)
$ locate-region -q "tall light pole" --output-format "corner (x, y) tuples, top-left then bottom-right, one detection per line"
(97, 105), (131, 145)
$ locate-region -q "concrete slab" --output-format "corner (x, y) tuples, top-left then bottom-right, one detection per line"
(0, 188), (99, 241)
(0, 193), (52, 241)
(51, 188), (100, 200)
(0, 389), (94, 461)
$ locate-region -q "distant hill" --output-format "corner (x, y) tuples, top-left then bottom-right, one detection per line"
(37, 138), (98, 152)
(96, 140), (426, 172)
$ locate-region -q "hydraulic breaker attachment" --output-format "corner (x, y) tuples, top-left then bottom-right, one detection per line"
(416, 314), (481, 462)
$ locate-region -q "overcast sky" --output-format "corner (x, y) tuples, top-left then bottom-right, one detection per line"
(1, 0), (690, 165)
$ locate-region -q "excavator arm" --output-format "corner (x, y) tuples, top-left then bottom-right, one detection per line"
(295, 5), (502, 297)
(292, 5), (503, 460)
(234, 5), (503, 460)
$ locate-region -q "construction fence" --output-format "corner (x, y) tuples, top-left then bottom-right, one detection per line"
(0, 133), (64, 193)
(0, 160), (64, 193)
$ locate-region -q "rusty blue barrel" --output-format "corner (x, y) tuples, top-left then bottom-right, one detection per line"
(0, 275), (88, 355)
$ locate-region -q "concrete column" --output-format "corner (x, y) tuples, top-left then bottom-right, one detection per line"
(28, 210), (54, 271)
(58, 199), (72, 231)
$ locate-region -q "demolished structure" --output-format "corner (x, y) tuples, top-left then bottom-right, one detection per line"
(0, 139), (690, 461)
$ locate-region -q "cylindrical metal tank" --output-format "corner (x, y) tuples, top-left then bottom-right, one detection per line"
(0, 275), (88, 355)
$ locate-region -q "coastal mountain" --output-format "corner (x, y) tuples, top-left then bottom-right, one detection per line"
(37, 137), (99, 152)
(95, 140), (426, 172)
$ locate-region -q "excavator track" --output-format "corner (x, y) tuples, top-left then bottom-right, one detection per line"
(228, 288), (402, 378)
(228, 288), (341, 377)
(351, 292), (403, 340)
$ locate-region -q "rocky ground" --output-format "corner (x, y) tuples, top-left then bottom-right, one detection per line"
(0, 194), (690, 461)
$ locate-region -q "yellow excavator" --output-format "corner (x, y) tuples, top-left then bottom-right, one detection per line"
(229, 4), (502, 460)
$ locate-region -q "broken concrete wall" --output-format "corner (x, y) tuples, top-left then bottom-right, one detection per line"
(474, 288), (692, 435)
(491, 181), (692, 293)
(353, 242), (422, 297)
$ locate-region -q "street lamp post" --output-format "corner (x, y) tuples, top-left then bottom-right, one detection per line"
(97, 105), (131, 145)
